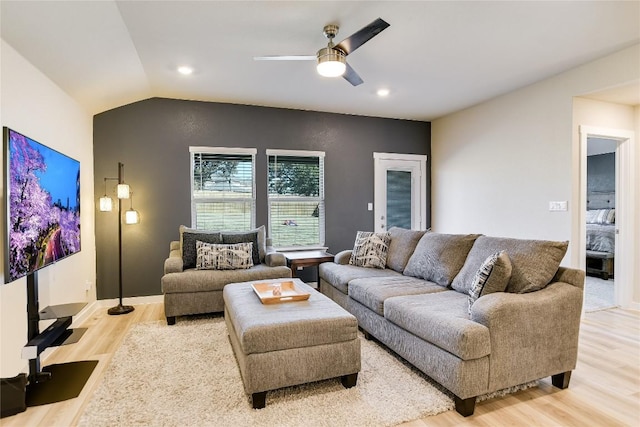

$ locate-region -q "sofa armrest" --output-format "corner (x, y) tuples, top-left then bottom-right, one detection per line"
(470, 281), (583, 391)
(164, 243), (184, 274)
(334, 250), (352, 265)
(265, 252), (287, 267)
(552, 267), (585, 290)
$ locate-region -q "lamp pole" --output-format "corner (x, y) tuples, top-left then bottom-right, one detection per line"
(108, 162), (134, 316)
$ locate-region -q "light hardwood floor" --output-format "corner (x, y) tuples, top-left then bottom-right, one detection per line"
(3, 304), (639, 426)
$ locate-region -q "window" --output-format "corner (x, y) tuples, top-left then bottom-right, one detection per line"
(267, 150), (325, 248)
(190, 147), (256, 231)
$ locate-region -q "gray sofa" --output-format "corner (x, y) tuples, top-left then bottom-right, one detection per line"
(161, 225), (291, 324)
(319, 227), (584, 416)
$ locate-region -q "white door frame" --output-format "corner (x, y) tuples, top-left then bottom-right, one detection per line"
(373, 152), (427, 231)
(579, 126), (636, 309)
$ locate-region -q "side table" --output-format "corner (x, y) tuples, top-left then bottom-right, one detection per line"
(282, 250), (334, 287)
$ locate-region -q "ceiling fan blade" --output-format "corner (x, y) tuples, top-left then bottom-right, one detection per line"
(253, 55), (316, 61)
(335, 18), (390, 55)
(343, 63), (364, 86)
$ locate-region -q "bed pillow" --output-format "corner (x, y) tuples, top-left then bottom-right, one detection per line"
(586, 209), (615, 224)
(468, 251), (512, 314)
(403, 233), (481, 287)
(196, 241), (254, 270)
(349, 231), (391, 269)
(181, 230), (222, 269)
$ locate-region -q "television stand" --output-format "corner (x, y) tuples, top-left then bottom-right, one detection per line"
(23, 272), (97, 407)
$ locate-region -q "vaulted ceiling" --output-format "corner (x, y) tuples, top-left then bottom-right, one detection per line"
(1, 1), (638, 120)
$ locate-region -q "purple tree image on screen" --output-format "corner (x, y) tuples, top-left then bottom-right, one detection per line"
(6, 129), (80, 282)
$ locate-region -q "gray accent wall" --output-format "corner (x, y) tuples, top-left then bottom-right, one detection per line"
(94, 98), (430, 298)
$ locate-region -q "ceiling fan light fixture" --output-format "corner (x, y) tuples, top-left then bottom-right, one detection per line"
(316, 47), (346, 77)
(177, 66), (193, 75)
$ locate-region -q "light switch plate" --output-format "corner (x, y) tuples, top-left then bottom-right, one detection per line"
(549, 201), (568, 211)
(367, 203), (373, 211)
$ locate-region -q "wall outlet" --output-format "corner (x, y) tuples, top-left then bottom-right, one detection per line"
(549, 201), (568, 212)
(85, 280), (92, 291)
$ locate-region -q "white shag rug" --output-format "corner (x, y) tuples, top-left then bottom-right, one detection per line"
(79, 316), (535, 427)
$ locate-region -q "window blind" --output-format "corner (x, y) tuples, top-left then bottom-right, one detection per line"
(190, 149), (255, 231)
(267, 151), (325, 248)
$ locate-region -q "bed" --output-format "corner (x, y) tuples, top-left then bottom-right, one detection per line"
(585, 192), (615, 279)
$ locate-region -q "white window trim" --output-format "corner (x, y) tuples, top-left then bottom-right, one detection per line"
(267, 149), (326, 249)
(190, 147), (257, 229)
(190, 146), (257, 155)
(266, 149), (325, 158)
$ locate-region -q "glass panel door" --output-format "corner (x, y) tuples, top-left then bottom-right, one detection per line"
(386, 170), (412, 229)
(374, 153), (427, 232)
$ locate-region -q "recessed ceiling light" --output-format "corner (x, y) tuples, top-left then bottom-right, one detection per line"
(178, 66), (193, 75)
(377, 88), (390, 97)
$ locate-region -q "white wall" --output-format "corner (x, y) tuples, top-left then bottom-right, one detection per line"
(0, 40), (96, 376)
(431, 44), (639, 300)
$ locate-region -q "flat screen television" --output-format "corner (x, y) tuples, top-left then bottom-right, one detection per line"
(3, 127), (81, 283)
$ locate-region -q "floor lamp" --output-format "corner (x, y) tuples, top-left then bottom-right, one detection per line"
(99, 162), (139, 315)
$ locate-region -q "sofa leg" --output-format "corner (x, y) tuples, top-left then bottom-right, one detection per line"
(252, 391), (266, 409)
(166, 316), (176, 325)
(362, 330), (373, 340)
(341, 372), (358, 388)
(454, 395), (476, 417)
(551, 371), (572, 389)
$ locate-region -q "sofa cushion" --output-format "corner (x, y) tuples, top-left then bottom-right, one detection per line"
(182, 230), (222, 269)
(386, 227), (427, 273)
(384, 291), (491, 360)
(161, 264), (292, 294)
(349, 231), (391, 269)
(403, 233), (481, 287)
(348, 276), (446, 316)
(196, 241), (254, 270)
(451, 236), (568, 294)
(467, 251), (511, 314)
(222, 231), (260, 265)
(319, 262), (402, 294)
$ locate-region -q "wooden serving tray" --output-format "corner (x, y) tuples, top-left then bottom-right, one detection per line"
(251, 281), (310, 304)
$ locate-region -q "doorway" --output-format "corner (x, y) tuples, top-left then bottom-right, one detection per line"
(373, 153), (427, 232)
(584, 137), (617, 311)
(579, 126), (635, 310)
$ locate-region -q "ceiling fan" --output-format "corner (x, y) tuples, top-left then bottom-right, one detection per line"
(254, 18), (390, 86)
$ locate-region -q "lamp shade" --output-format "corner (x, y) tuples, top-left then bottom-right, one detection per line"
(99, 196), (113, 212)
(316, 47), (346, 77)
(117, 183), (130, 199)
(125, 209), (140, 225)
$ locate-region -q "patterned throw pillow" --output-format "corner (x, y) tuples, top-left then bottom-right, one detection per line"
(349, 231), (391, 269)
(196, 241), (254, 270)
(468, 251), (512, 315)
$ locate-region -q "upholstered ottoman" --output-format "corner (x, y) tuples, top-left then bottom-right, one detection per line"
(223, 278), (361, 408)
